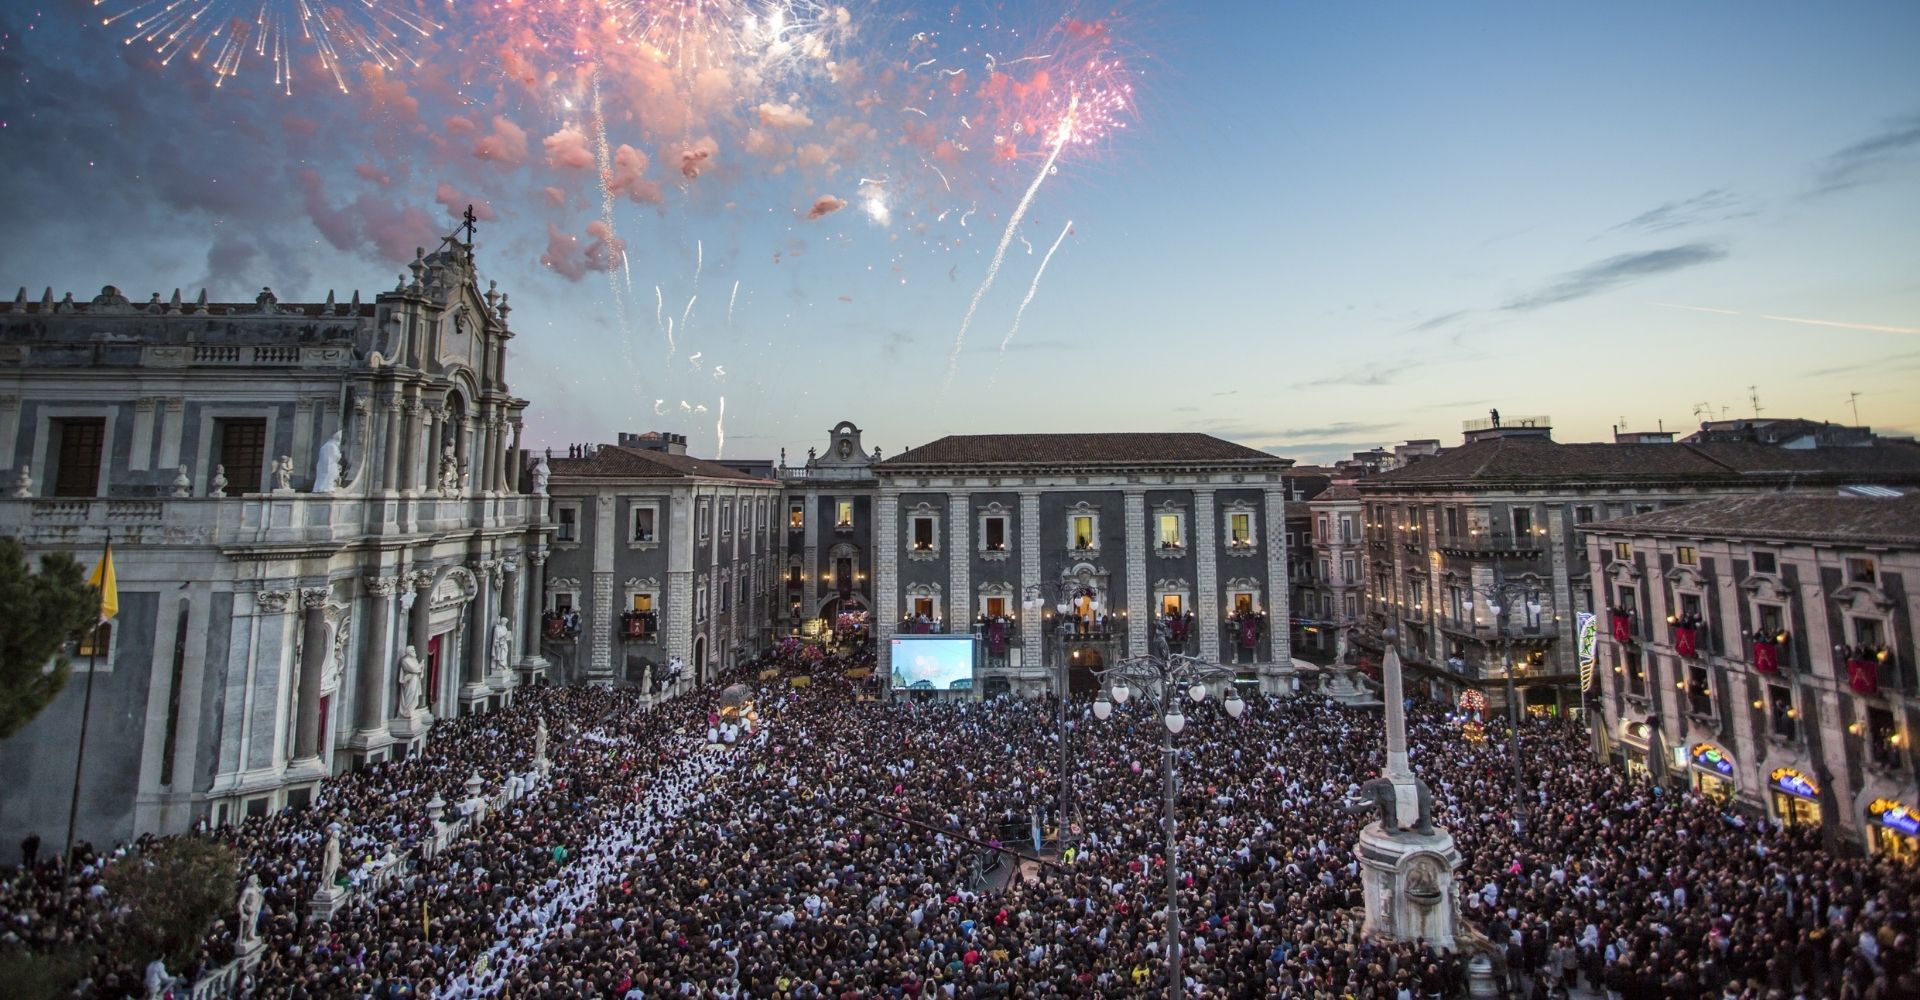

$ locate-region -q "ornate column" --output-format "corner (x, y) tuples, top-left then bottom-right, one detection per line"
(354, 576), (397, 736)
(590, 494), (616, 680)
(292, 399), (317, 489)
(521, 551), (546, 661)
(397, 395), (421, 493)
(291, 587), (331, 763)
(507, 419), (524, 492)
(379, 394), (402, 492)
(802, 489), (820, 616)
(129, 398), (156, 472)
(409, 571), (434, 665)
(464, 562), (494, 696)
(1195, 488), (1221, 661)
(489, 560), (513, 690)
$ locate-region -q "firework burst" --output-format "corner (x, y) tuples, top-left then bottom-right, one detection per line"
(96, 0), (438, 94)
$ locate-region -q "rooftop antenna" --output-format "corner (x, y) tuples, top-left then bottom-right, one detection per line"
(1691, 402), (1713, 420)
(1846, 391), (1862, 426)
(1748, 385), (1763, 419)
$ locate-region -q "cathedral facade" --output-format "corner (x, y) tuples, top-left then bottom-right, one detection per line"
(0, 237), (547, 848)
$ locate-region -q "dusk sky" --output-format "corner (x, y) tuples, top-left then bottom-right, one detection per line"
(2, 1), (1915, 465)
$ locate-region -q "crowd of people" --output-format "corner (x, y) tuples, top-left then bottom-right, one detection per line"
(3, 639), (1916, 998)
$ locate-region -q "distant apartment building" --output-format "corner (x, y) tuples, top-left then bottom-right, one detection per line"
(1355, 413), (1920, 717)
(1579, 492), (1918, 862)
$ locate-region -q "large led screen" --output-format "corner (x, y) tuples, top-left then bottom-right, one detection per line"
(890, 635), (977, 691)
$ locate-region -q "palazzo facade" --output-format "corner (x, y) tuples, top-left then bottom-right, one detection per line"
(0, 237), (545, 849)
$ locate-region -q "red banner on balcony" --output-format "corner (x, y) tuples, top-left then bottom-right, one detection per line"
(1674, 625), (1698, 658)
(1169, 616), (1190, 641)
(1752, 641), (1779, 675)
(1848, 657), (1878, 696)
(987, 620), (1008, 654)
(543, 616), (565, 640)
(1237, 616), (1261, 649)
(1611, 612), (1633, 644)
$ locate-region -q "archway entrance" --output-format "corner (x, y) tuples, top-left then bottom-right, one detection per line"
(693, 636), (707, 687)
(1066, 645), (1103, 697)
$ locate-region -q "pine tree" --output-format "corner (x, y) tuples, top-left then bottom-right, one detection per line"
(0, 536), (101, 740)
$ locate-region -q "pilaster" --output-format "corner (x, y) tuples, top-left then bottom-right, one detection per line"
(1265, 487), (1293, 674)
(129, 398), (156, 472)
(947, 490), (971, 626)
(1195, 488), (1221, 659)
(1019, 490), (1043, 661)
(590, 494), (616, 678)
(1124, 489), (1148, 655)
(875, 489), (900, 686)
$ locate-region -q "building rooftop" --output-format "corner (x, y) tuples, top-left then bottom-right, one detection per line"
(1359, 437), (1920, 489)
(877, 432), (1290, 469)
(548, 445), (772, 483)
(1581, 492), (1920, 547)
(1313, 483), (1364, 502)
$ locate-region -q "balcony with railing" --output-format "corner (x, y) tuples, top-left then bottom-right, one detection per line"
(0, 491), (533, 550)
(1837, 644), (1899, 696)
(1435, 533), (1544, 559)
(621, 610), (659, 642)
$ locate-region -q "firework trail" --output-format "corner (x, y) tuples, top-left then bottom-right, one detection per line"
(589, 70), (629, 335)
(681, 295), (698, 332)
(715, 396), (726, 458)
(1001, 220), (1073, 355)
(728, 280), (740, 326)
(943, 94), (1078, 388)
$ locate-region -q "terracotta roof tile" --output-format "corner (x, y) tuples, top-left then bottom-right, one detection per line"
(877, 433), (1289, 468)
(1361, 438), (1920, 488)
(549, 446), (771, 483)
(1581, 492), (1920, 546)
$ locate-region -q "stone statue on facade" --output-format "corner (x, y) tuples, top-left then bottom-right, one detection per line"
(491, 616), (513, 674)
(319, 828), (341, 889)
(272, 455), (295, 492)
(313, 431), (343, 493)
(530, 454), (550, 495)
(438, 446), (459, 495)
(237, 874), (265, 945)
(397, 645), (425, 713)
(533, 715), (548, 767)
(642, 664), (654, 695)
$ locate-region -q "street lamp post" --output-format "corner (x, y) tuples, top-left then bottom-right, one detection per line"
(1460, 579), (1543, 834)
(1024, 581), (1079, 851)
(1090, 629), (1244, 1000)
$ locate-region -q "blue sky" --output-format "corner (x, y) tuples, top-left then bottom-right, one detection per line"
(2, 1), (1915, 464)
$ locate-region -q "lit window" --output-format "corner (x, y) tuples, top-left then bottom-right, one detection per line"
(789, 503), (804, 530)
(982, 515), (1009, 552)
(1158, 513), (1183, 548)
(1614, 541), (1633, 561)
(911, 516), (936, 552)
(836, 499), (854, 527)
(1071, 515), (1095, 550)
(1675, 545), (1697, 565)
(1231, 513), (1254, 547)
(1847, 557), (1877, 585)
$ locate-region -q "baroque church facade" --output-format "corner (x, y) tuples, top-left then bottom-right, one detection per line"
(0, 235), (548, 849)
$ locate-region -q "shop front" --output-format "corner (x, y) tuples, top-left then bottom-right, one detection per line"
(1618, 719), (1652, 781)
(1769, 767), (1822, 830)
(1866, 798), (1919, 864)
(1689, 743), (1736, 803)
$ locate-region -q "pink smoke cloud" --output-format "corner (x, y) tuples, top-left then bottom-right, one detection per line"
(473, 115), (528, 165)
(539, 221), (624, 282)
(354, 163), (393, 186)
(297, 169), (436, 265)
(542, 127), (595, 170)
(434, 183), (496, 221)
(677, 137), (720, 180)
(543, 186), (567, 208)
(806, 195), (846, 220)
(606, 145), (664, 205)
(755, 102), (814, 130)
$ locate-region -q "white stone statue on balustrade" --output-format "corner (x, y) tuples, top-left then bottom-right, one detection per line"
(319, 828), (341, 890)
(397, 645), (425, 714)
(533, 715), (549, 769)
(312, 431), (343, 494)
(272, 455), (295, 493)
(531, 454), (550, 495)
(491, 616), (513, 676)
(236, 874), (265, 945)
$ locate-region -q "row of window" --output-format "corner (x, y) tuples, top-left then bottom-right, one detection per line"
(905, 509), (1259, 554)
(552, 495), (780, 546)
(35, 415), (270, 497)
(1611, 541), (1878, 588)
(1617, 648), (1902, 769)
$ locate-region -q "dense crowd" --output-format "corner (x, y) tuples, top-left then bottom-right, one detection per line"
(3, 639), (1916, 998)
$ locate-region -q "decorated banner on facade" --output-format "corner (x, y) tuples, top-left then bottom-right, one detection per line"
(1576, 612), (1598, 690)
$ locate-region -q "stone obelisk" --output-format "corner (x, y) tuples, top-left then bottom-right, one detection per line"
(1354, 644), (1463, 949)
